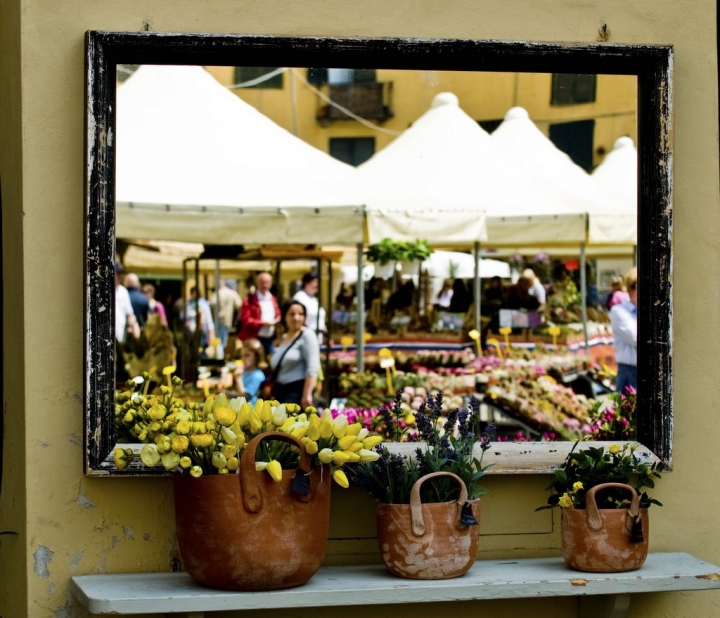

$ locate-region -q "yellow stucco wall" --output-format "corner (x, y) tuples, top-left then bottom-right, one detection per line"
(0, 1), (718, 617)
(207, 66), (637, 169)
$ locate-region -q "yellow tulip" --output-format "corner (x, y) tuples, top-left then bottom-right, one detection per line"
(205, 419), (217, 431)
(319, 411), (334, 439)
(161, 452), (181, 471)
(236, 432), (246, 449)
(192, 421), (206, 434)
(155, 435), (172, 453)
(218, 467), (229, 475)
(147, 421), (162, 434)
(337, 435), (357, 450)
(215, 406), (237, 427)
(113, 448), (129, 470)
(190, 466), (203, 478)
(140, 444), (161, 467)
(405, 414), (416, 425)
(318, 448), (334, 464)
(357, 428), (369, 441)
(345, 423), (362, 436)
(286, 403), (301, 414)
(179, 456), (192, 468)
(211, 452), (228, 469)
(333, 414), (348, 439)
(307, 414), (321, 441)
(359, 449), (381, 462)
(362, 436), (384, 449)
(303, 439), (319, 455)
(332, 469), (349, 488)
(237, 402), (252, 427)
(272, 405), (288, 426)
(342, 450), (360, 463)
(249, 409), (263, 433)
(221, 444), (236, 460)
(347, 441), (363, 453)
(266, 460), (283, 482)
(220, 426), (237, 445)
(147, 404), (167, 421)
(202, 396), (214, 418)
(171, 436), (189, 454)
(226, 457), (239, 472)
(190, 433), (213, 448)
(291, 424), (309, 440)
(176, 420), (191, 435)
(332, 451), (351, 465)
(260, 401), (273, 423)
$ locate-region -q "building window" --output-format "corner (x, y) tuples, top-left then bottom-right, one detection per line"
(329, 137), (376, 167)
(308, 68), (377, 85)
(478, 119), (503, 134)
(551, 74), (597, 105)
(549, 119), (595, 171)
(233, 67), (283, 89)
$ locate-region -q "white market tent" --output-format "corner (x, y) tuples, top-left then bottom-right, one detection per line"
(358, 92), (587, 247)
(115, 65), (366, 245)
(491, 107), (637, 247)
(422, 251), (510, 280)
(591, 136), (638, 222)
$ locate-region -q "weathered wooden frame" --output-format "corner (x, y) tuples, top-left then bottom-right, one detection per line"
(84, 32), (673, 476)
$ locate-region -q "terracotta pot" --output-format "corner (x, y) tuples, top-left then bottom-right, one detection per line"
(173, 431), (332, 591)
(561, 482), (649, 573)
(376, 471), (480, 579)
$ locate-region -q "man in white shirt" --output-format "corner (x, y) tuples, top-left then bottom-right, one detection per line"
(610, 267), (638, 393)
(115, 263), (139, 343)
(294, 272), (326, 344)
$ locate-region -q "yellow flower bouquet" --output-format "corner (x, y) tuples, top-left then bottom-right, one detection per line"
(114, 370), (379, 487)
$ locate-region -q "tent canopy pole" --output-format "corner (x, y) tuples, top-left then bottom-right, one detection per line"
(356, 243), (365, 372)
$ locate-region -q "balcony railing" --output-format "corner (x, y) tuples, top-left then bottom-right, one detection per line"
(316, 82), (393, 123)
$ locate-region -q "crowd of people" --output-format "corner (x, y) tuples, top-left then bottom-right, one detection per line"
(114, 265), (324, 407)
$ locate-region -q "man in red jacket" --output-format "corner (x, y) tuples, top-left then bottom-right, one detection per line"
(239, 272), (281, 355)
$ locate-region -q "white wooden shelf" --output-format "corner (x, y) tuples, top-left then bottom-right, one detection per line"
(70, 553), (720, 618)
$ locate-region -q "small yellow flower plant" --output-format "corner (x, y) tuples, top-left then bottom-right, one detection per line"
(537, 441), (664, 511)
(114, 369), (377, 487)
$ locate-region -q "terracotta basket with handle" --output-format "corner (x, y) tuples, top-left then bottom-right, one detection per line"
(561, 482), (649, 573)
(173, 431), (332, 591)
(376, 471), (481, 579)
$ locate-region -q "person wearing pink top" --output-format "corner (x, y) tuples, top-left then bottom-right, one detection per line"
(605, 275), (630, 310)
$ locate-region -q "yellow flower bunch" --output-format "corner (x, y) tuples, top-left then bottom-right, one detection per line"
(114, 370), (379, 487)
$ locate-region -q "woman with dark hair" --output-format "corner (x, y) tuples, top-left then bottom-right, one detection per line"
(269, 300), (320, 407)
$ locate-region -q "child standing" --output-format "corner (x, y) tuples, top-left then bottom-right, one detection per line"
(234, 338), (267, 405)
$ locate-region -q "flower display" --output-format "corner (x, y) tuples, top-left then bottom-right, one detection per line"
(113, 370), (373, 486)
(537, 441), (664, 511)
(588, 385), (636, 440)
(350, 391), (495, 504)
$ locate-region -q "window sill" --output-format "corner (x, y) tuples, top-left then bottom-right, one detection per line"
(70, 552), (720, 617)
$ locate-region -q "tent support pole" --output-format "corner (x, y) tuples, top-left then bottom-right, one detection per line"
(325, 259), (333, 403)
(214, 259), (221, 345)
(356, 243), (365, 372)
(474, 242), (482, 336)
(181, 258), (188, 380)
(580, 242), (589, 353)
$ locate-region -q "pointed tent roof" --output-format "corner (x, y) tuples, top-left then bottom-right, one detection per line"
(115, 65), (365, 244)
(592, 136), (638, 217)
(491, 107), (636, 246)
(358, 92), (587, 247)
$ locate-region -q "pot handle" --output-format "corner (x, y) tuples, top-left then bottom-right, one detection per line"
(240, 431), (313, 514)
(585, 482), (640, 533)
(409, 471), (469, 537)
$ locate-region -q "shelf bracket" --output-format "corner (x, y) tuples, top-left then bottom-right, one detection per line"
(579, 593), (631, 618)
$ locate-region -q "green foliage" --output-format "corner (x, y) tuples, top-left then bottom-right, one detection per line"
(538, 441), (664, 511)
(365, 238), (434, 265)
